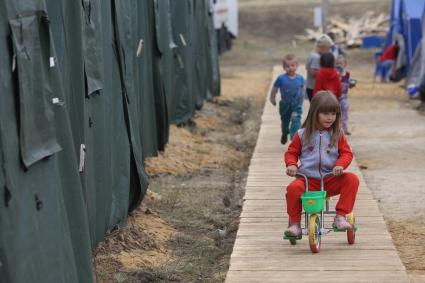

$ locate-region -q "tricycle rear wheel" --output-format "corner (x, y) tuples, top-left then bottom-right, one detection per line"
(346, 213), (356, 244)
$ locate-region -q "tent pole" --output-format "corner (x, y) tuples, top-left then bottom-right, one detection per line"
(321, 0), (329, 34)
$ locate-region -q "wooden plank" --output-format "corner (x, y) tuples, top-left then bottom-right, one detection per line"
(240, 205), (380, 212)
(240, 210), (382, 218)
(242, 199), (379, 206)
(226, 271), (410, 283)
(234, 235), (395, 243)
(240, 211), (384, 217)
(239, 216), (385, 223)
(230, 249), (402, 260)
(235, 232), (393, 239)
(234, 221), (387, 231)
(231, 241), (398, 250)
(228, 258), (405, 271)
(243, 194), (375, 201)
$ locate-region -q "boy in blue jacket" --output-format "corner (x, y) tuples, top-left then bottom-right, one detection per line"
(270, 54), (305, 144)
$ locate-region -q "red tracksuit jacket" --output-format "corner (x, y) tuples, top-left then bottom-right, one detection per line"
(285, 130), (353, 178)
(313, 68), (342, 99)
(284, 129), (358, 223)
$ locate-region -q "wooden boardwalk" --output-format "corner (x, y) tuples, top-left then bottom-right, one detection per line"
(225, 67), (410, 283)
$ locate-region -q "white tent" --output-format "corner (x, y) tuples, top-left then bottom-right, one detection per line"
(227, 0), (238, 37)
(212, 0), (238, 37)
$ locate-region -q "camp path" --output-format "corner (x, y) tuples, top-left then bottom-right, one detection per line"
(224, 66), (410, 283)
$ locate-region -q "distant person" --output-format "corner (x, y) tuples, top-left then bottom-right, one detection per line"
(379, 41), (399, 82)
(270, 54), (305, 145)
(328, 32), (346, 58)
(284, 91), (359, 238)
(306, 34), (333, 101)
(335, 54), (352, 135)
(313, 52), (342, 99)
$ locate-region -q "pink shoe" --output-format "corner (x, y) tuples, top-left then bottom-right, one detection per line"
(333, 215), (352, 230)
(284, 223), (302, 239)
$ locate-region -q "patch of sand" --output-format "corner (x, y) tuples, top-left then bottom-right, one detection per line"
(388, 219), (425, 271)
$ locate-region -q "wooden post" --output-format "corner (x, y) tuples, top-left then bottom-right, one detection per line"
(321, 0), (329, 34)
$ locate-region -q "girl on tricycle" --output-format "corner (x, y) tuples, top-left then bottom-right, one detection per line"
(284, 91), (359, 252)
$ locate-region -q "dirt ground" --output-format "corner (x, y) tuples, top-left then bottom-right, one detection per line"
(95, 0), (425, 282)
(347, 55), (425, 281)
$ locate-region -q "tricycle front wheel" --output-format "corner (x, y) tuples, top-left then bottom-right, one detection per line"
(308, 214), (321, 253)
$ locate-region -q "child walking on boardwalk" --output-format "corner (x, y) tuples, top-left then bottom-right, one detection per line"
(336, 55), (351, 135)
(305, 34), (333, 101)
(283, 91), (359, 238)
(313, 52), (342, 99)
(270, 54), (305, 144)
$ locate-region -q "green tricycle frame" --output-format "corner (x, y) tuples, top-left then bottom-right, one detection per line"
(284, 172), (357, 253)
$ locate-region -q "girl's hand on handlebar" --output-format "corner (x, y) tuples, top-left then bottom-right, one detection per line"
(286, 165), (298, 177)
(333, 166), (344, 176)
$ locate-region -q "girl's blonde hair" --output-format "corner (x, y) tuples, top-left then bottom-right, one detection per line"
(302, 91), (342, 147)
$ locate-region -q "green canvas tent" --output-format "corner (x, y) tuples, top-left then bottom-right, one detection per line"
(0, 0), (221, 281)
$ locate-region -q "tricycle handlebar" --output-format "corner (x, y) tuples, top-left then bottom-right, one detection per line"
(295, 172), (334, 192)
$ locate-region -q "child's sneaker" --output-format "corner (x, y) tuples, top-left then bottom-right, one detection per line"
(333, 215), (352, 230)
(284, 223), (302, 238)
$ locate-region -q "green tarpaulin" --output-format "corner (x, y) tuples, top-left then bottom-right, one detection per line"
(0, 0), (221, 282)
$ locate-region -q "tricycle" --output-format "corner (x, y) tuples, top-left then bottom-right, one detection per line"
(283, 172), (357, 253)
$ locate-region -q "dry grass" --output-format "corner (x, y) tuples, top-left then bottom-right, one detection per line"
(221, 69), (271, 101)
(145, 125), (247, 176)
(145, 68), (271, 177)
(94, 191), (176, 282)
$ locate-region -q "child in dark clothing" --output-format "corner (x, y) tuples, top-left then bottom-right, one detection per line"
(270, 54), (305, 144)
(313, 52), (342, 99)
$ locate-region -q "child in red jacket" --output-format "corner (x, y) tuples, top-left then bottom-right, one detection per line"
(283, 91), (359, 238)
(313, 52), (342, 99)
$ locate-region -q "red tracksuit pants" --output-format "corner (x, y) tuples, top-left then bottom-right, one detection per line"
(285, 172), (359, 224)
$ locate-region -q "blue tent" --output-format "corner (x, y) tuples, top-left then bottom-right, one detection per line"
(378, 0), (425, 80)
(399, 0), (425, 73)
(406, 3), (425, 91)
(375, 0), (404, 81)
(384, 0), (402, 48)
